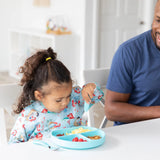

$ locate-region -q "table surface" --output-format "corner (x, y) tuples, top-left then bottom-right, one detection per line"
(1, 118), (160, 160)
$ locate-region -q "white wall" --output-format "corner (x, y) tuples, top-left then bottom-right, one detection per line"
(0, 0), (85, 73)
(0, 0), (22, 71)
(1, 0), (157, 83)
(20, 0), (85, 34)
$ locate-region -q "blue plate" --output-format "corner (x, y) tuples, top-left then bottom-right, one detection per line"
(51, 126), (105, 150)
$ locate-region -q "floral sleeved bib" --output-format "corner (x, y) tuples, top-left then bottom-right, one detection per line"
(9, 85), (104, 143)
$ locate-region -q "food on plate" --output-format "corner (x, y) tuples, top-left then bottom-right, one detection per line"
(72, 137), (87, 142)
(87, 135), (101, 140)
(67, 127), (91, 135)
(56, 133), (64, 136)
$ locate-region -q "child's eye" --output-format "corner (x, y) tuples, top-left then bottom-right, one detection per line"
(56, 99), (62, 103)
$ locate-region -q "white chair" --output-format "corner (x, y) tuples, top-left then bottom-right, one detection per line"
(0, 83), (21, 144)
(83, 68), (110, 128)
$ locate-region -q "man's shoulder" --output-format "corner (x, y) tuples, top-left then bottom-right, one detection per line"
(119, 30), (151, 49)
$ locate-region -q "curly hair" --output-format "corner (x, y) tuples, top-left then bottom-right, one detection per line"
(14, 47), (71, 114)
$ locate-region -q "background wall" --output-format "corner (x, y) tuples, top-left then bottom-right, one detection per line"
(0, 0), (85, 72)
(0, 0), (21, 71)
(0, 0), (158, 84)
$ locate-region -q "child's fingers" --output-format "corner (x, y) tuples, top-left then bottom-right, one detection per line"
(83, 92), (91, 104)
(86, 86), (95, 99)
(87, 90), (94, 99)
(82, 83), (96, 103)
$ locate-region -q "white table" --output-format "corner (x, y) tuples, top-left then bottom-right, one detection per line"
(1, 118), (160, 160)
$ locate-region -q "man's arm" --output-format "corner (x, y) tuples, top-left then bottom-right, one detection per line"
(105, 89), (160, 123)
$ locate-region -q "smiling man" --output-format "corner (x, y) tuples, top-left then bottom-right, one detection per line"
(152, 0), (160, 49)
(105, 0), (160, 125)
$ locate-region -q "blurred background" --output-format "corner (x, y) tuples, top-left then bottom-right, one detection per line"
(0, 0), (157, 85)
(0, 0), (158, 142)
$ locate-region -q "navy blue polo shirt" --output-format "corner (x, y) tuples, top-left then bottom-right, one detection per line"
(106, 30), (160, 125)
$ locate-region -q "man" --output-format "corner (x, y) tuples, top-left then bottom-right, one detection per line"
(105, 0), (160, 125)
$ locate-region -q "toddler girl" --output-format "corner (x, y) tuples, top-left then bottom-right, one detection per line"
(9, 47), (104, 143)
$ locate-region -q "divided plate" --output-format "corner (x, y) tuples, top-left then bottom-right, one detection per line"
(51, 126), (105, 150)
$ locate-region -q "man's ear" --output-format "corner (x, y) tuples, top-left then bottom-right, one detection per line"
(34, 90), (43, 101)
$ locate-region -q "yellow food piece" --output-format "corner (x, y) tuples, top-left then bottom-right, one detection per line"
(67, 127), (91, 135)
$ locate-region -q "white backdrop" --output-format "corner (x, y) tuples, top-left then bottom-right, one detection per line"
(0, 0), (85, 72)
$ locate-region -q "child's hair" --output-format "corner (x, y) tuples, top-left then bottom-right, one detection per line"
(14, 47), (72, 114)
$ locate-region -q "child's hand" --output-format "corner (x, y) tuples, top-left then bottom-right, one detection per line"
(82, 83), (96, 104)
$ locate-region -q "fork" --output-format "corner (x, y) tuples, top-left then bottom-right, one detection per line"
(32, 139), (59, 151)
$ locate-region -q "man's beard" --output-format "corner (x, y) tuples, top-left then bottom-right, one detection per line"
(151, 30), (160, 50)
(155, 32), (160, 50)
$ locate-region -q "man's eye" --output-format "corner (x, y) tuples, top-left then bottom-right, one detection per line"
(156, 19), (160, 23)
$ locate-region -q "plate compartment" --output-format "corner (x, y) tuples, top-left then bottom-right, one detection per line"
(51, 126), (105, 150)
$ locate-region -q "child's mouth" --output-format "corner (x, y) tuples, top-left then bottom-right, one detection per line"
(60, 108), (65, 111)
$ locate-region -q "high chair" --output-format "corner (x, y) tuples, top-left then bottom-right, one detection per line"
(0, 83), (21, 144)
(83, 68), (110, 128)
